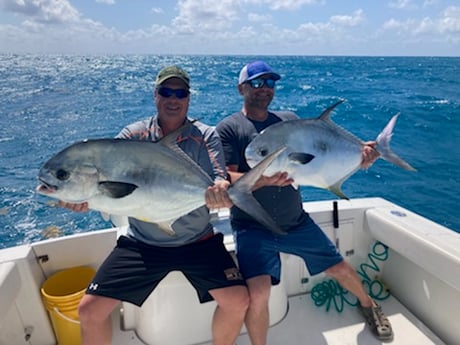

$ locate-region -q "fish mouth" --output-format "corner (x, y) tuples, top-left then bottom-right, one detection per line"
(246, 158), (256, 166)
(36, 179), (58, 194)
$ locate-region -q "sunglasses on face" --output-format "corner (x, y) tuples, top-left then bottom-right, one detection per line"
(157, 87), (189, 99)
(246, 78), (276, 89)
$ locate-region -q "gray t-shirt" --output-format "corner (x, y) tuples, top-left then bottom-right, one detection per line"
(116, 116), (227, 246)
(216, 111), (309, 232)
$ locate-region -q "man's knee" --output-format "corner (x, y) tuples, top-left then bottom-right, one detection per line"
(246, 275), (272, 307)
(78, 295), (95, 324)
(213, 286), (250, 312)
(78, 294), (117, 324)
(325, 260), (351, 278)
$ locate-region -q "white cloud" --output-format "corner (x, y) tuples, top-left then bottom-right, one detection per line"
(439, 6), (460, 34)
(0, 0), (458, 55)
(423, 0), (439, 6)
(382, 18), (403, 30)
(383, 6), (460, 36)
(172, 0), (239, 33)
(151, 7), (164, 14)
(247, 12), (272, 22)
(267, 0), (321, 11)
(95, 0), (115, 5)
(1, 0), (80, 23)
(381, 5), (460, 46)
(243, 0), (322, 11)
(388, 0), (418, 10)
(330, 9), (364, 27)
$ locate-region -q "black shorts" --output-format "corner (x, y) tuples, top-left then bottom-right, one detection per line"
(85, 233), (245, 306)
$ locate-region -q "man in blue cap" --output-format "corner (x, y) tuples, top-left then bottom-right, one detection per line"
(216, 60), (393, 344)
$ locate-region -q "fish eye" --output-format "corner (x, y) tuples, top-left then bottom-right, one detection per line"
(257, 148), (269, 157)
(55, 169), (70, 181)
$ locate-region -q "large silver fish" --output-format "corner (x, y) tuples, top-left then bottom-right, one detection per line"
(37, 132), (286, 235)
(245, 100), (416, 199)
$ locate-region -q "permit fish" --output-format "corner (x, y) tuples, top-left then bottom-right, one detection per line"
(245, 99), (416, 199)
(37, 132), (286, 235)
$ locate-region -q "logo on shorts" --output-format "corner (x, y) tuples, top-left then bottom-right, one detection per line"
(224, 268), (243, 281)
(88, 283), (99, 291)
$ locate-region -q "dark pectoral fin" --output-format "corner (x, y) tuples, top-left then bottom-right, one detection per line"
(288, 152), (315, 165)
(98, 181), (138, 198)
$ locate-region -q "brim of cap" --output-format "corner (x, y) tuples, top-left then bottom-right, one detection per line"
(242, 71), (281, 84)
(157, 76), (190, 88)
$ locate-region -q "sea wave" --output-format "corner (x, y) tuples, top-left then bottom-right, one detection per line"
(1, 54), (459, 249)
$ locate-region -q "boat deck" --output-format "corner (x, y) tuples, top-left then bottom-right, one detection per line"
(111, 293), (445, 345)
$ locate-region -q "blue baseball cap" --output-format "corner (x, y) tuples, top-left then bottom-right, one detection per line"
(238, 61), (281, 85)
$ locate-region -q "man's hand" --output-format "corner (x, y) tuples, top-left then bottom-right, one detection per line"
(205, 180), (233, 209)
(253, 172), (294, 190)
(58, 201), (90, 212)
(361, 141), (380, 169)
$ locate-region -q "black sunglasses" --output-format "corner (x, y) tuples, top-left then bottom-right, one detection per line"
(246, 78), (276, 89)
(158, 87), (189, 99)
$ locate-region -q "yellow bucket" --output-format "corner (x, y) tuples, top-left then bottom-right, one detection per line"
(41, 266), (95, 345)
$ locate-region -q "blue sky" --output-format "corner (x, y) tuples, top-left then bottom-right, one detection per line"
(0, 0), (459, 56)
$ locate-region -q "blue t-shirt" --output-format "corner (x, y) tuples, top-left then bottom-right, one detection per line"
(116, 116), (227, 246)
(216, 111), (309, 232)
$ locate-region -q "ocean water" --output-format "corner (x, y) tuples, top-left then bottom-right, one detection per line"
(0, 54), (459, 249)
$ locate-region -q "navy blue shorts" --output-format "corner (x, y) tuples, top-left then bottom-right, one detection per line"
(234, 216), (343, 285)
(86, 233), (246, 306)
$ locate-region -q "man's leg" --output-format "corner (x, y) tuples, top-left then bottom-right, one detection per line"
(78, 294), (120, 345)
(326, 260), (393, 341)
(325, 260), (373, 306)
(244, 275), (272, 345)
(209, 285), (249, 345)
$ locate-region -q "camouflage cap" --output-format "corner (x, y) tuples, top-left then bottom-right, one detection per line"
(155, 65), (190, 88)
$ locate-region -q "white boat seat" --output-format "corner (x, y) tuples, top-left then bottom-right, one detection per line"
(122, 270), (288, 345)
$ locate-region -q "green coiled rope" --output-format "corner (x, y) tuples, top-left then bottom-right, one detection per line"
(311, 241), (391, 312)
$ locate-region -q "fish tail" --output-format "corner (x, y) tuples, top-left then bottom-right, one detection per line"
(228, 146), (287, 235)
(375, 114), (417, 171)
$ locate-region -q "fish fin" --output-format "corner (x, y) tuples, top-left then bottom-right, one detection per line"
(101, 212), (110, 221)
(108, 214), (129, 227)
(318, 99), (346, 121)
(155, 222), (177, 236)
(230, 192), (286, 235)
(98, 181), (138, 198)
(157, 118), (198, 147)
(288, 152), (315, 165)
(133, 217), (177, 236)
(328, 183), (349, 200)
(156, 119), (215, 186)
(228, 146), (287, 235)
(375, 114), (417, 171)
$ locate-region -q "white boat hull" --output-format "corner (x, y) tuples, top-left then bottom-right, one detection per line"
(1, 198), (459, 345)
